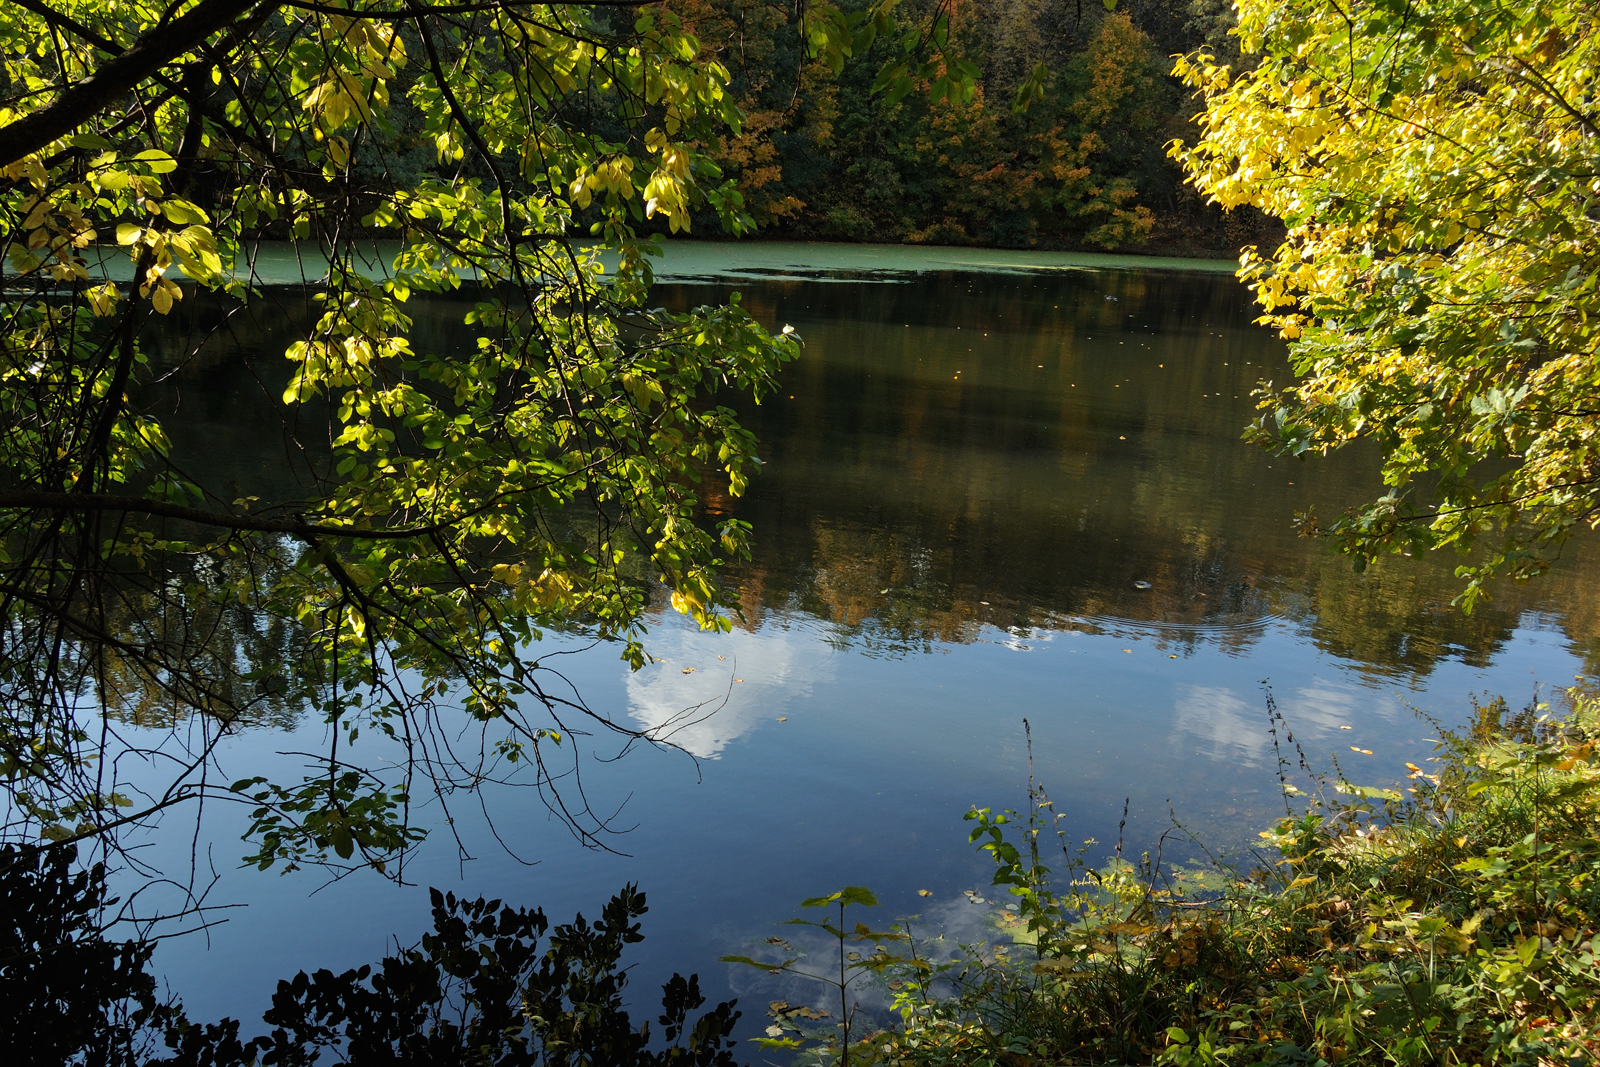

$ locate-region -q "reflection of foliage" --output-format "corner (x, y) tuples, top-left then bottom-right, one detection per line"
(659, 273), (1600, 677)
(1, 846), (741, 1066)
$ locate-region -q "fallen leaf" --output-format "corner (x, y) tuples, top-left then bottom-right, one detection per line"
(917, 889), (932, 897)
(717, 655), (725, 660)
(1351, 747), (1373, 755)
(776, 717), (787, 722)
(681, 667), (696, 674)
(1339, 725), (1352, 730)
(1122, 649), (1132, 653)
(734, 678), (743, 683)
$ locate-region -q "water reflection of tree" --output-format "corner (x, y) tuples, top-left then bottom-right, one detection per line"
(667, 272), (1600, 678)
(719, 512), (1595, 677)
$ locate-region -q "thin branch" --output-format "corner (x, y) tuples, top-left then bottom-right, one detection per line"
(0, 0), (270, 166)
(0, 490), (444, 538)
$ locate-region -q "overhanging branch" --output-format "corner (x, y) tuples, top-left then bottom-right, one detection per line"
(0, 490), (442, 539)
(0, 0), (269, 167)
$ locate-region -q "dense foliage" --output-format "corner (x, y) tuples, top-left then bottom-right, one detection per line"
(1175, 0), (1600, 609)
(658, 0), (1281, 254)
(1, 846), (739, 1065)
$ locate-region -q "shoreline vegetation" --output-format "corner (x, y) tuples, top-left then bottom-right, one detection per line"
(10, 687), (1599, 1065)
(729, 689), (1600, 1066)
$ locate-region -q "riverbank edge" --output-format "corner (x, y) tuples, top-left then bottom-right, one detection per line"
(833, 688), (1600, 1066)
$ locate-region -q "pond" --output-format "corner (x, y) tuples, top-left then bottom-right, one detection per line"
(128, 242), (1598, 1034)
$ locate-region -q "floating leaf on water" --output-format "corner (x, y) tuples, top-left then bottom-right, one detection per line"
(917, 889), (933, 897)
(734, 678), (743, 682)
(681, 667), (696, 674)
(777, 717), (787, 722)
(1133, 580), (1152, 589)
(879, 588), (890, 594)
(1169, 654), (1178, 658)
(1339, 725), (1353, 730)
(1122, 649), (1133, 653)
(765, 1026), (785, 1038)
(766, 937), (792, 949)
(717, 655), (725, 660)
(769, 1001), (789, 1013)
(1351, 746), (1372, 754)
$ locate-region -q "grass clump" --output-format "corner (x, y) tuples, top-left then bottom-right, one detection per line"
(773, 691), (1600, 1066)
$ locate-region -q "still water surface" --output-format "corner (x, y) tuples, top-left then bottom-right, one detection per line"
(133, 243), (1597, 1031)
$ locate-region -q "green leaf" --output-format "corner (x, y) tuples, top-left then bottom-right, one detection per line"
(801, 885), (879, 909)
(133, 149), (178, 174)
(161, 199), (210, 225)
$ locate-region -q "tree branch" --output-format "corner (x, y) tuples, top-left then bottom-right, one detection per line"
(0, 0), (269, 167)
(0, 490), (442, 538)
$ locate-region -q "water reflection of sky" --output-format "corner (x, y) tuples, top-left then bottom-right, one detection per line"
(134, 592), (1586, 1040)
(129, 253), (1598, 1042)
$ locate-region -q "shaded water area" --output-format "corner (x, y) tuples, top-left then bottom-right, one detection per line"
(127, 244), (1598, 1034)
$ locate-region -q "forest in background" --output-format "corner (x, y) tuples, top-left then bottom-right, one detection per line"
(664, 0), (1280, 255)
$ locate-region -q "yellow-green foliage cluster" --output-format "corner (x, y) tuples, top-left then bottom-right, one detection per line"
(1174, 0), (1600, 607)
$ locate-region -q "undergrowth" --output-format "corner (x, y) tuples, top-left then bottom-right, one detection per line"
(740, 689), (1600, 1067)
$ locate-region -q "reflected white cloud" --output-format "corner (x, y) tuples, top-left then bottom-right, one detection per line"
(1284, 682), (1401, 738)
(1172, 684), (1268, 763)
(1172, 679), (1404, 766)
(625, 623), (833, 758)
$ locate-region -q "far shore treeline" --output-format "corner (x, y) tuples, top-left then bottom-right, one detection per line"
(659, 0), (1279, 255)
(328, 0), (1281, 257)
